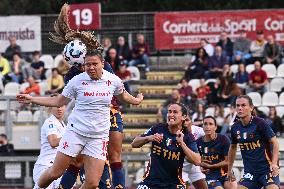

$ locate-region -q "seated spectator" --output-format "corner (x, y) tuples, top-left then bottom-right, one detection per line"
(9, 52), (31, 83)
(200, 38), (214, 56)
(102, 37), (114, 59)
(0, 134), (14, 156)
(250, 30), (266, 64)
(234, 63), (249, 89)
(247, 60), (268, 94)
(22, 76), (40, 96)
(0, 54), (11, 90)
(128, 34), (150, 72)
(115, 36), (131, 62)
(216, 32), (234, 64)
(267, 106), (282, 136)
(46, 68), (64, 95)
(206, 46), (228, 79)
(4, 36), (21, 62)
(105, 48), (120, 71)
(31, 51), (45, 80)
(207, 76), (222, 105)
(217, 76), (241, 106)
(196, 78), (211, 104)
(221, 104), (238, 135)
(222, 64), (233, 78)
(177, 78), (192, 102)
(264, 35), (281, 67)
(214, 104), (226, 132)
(191, 103), (206, 126)
(57, 59), (71, 77)
(157, 89), (186, 122)
(233, 30), (251, 64)
(184, 48), (208, 80)
(115, 61), (132, 93)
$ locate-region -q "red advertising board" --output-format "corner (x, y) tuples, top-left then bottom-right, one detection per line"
(69, 3), (101, 30)
(155, 10), (284, 50)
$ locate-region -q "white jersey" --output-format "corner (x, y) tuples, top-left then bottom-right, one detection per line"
(62, 70), (124, 138)
(35, 115), (66, 166)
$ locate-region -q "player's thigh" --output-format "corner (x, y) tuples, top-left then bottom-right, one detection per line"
(192, 179), (208, 189)
(49, 151), (73, 175)
(108, 130), (123, 162)
(70, 154), (84, 167)
(33, 164), (49, 184)
(265, 184), (280, 189)
(224, 180), (237, 189)
(83, 155), (106, 185)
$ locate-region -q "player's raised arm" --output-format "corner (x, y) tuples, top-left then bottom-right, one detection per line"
(116, 90), (144, 105)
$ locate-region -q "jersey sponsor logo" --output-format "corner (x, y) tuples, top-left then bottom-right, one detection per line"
(239, 140), (261, 151)
(106, 80), (112, 86)
(48, 124), (54, 128)
(62, 141), (69, 149)
(81, 82), (88, 85)
(207, 179), (217, 186)
(202, 154), (219, 161)
(243, 172), (254, 180)
(152, 144), (180, 160)
(137, 185), (149, 189)
(83, 91), (111, 97)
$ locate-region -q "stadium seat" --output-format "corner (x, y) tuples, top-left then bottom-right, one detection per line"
(224, 107), (231, 117)
(247, 92), (262, 107)
(205, 107), (215, 116)
(188, 79), (201, 92)
(4, 82), (20, 96)
(270, 77), (284, 92)
(245, 64), (255, 74)
(279, 92), (284, 106)
(19, 82), (29, 93)
(45, 68), (52, 79)
(39, 82), (48, 95)
(40, 54), (54, 69)
(262, 64), (277, 78)
(230, 64), (239, 74)
(10, 100), (20, 110)
(276, 106), (284, 117)
(54, 54), (63, 68)
(127, 66), (140, 81)
(33, 110), (41, 122)
(205, 78), (217, 84)
(0, 100), (7, 111)
(257, 106), (269, 116)
(262, 92), (278, 106)
(17, 110), (33, 122)
(277, 64), (284, 77)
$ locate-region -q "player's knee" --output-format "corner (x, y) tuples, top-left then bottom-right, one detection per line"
(49, 168), (65, 180)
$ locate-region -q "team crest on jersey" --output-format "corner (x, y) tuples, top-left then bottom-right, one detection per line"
(49, 124), (54, 128)
(63, 141), (69, 149)
(106, 80), (112, 86)
(166, 138), (172, 146)
(236, 130), (241, 139)
(243, 132), (247, 139)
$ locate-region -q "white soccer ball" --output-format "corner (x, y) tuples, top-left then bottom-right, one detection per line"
(63, 40), (87, 65)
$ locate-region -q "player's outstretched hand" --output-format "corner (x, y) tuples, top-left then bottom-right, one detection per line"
(176, 130), (184, 145)
(270, 164), (279, 177)
(135, 93), (144, 105)
(16, 94), (32, 104)
(148, 133), (163, 143)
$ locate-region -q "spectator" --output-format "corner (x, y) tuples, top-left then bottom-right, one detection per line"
(200, 38), (214, 56)
(191, 103), (206, 126)
(22, 76), (40, 96)
(115, 36), (131, 62)
(263, 35), (281, 67)
(31, 51), (45, 80)
(0, 54), (11, 90)
(128, 34), (150, 72)
(184, 48), (208, 80)
(233, 30), (251, 64)
(0, 133), (14, 156)
(115, 61), (132, 93)
(222, 64), (233, 78)
(217, 76), (241, 106)
(46, 68), (64, 95)
(10, 52), (31, 83)
(206, 46), (228, 79)
(157, 89), (186, 122)
(57, 59), (71, 77)
(177, 78), (192, 102)
(234, 63), (249, 90)
(221, 104), (238, 135)
(196, 78), (211, 104)
(247, 60), (268, 94)
(4, 36), (21, 62)
(105, 48), (120, 71)
(267, 106), (282, 136)
(102, 37), (114, 59)
(214, 104), (226, 132)
(250, 30), (267, 64)
(216, 32), (234, 64)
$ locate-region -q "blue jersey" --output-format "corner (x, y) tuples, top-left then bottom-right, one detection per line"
(196, 134), (230, 179)
(140, 123), (198, 187)
(231, 116), (275, 174)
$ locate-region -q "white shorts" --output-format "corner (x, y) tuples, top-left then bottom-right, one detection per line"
(33, 164), (61, 189)
(182, 162), (206, 183)
(58, 129), (109, 161)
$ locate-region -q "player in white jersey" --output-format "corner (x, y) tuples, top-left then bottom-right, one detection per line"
(33, 103), (66, 189)
(182, 115), (208, 189)
(16, 50), (144, 189)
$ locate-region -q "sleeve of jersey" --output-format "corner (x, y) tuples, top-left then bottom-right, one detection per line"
(113, 76), (125, 96)
(45, 121), (59, 136)
(221, 135), (231, 156)
(62, 77), (77, 99)
(230, 126), (238, 144)
(259, 119), (276, 140)
(140, 126), (157, 137)
(185, 134), (198, 153)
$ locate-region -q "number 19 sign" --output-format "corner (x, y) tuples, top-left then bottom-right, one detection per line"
(69, 3), (101, 30)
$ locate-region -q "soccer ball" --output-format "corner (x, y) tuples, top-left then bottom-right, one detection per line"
(63, 40), (87, 65)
